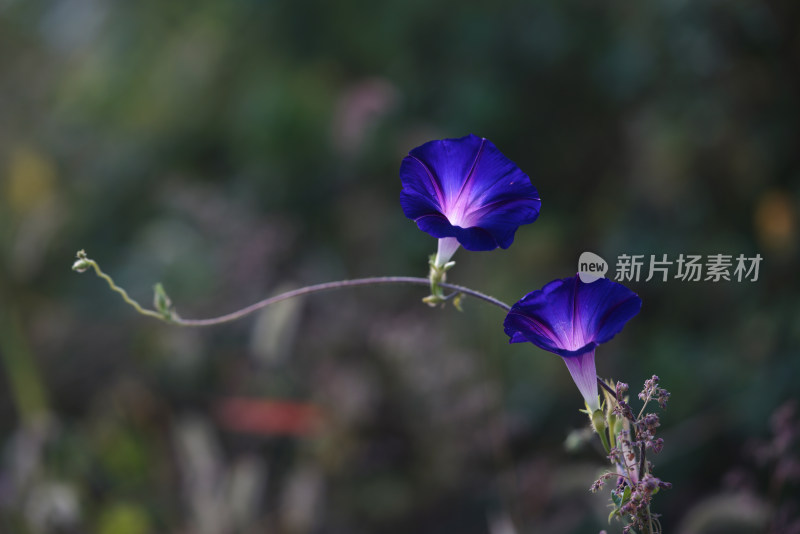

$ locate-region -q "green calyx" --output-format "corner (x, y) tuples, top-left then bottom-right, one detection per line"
(423, 254), (461, 309)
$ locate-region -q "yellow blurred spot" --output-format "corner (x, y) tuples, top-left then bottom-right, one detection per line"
(754, 190), (796, 254)
(96, 502), (151, 534)
(5, 146), (57, 215)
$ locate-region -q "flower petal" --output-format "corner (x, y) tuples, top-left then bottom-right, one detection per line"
(574, 276), (643, 346)
(407, 134), (485, 202)
(503, 276), (641, 357)
(400, 134), (540, 251)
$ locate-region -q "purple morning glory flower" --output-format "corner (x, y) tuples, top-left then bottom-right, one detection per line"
(503, 275), (642, 412)
(400, 134), (541, 266)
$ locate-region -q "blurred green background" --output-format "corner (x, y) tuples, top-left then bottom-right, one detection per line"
(1, 0), (799, 532)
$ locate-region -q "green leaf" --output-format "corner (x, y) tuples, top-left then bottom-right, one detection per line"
(153, 283), (173, 319)
(452, 293), (464, 311)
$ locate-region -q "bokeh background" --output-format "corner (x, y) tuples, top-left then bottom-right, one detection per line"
(1, 0), (799, 533)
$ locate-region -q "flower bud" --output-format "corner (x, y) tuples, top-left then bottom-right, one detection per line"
(71, 258), (91, 273)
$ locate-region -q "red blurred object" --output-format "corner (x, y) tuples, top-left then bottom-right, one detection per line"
(215, 398), (321, 437)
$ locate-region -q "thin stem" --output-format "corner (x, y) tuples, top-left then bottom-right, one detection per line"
(647, 504), (655, 534)
(637, 390), (653, 420)
(175, 277), (511, 327)
(597, 377), (616, 397)
(639, 442), (648, 478)
(73, 252), (512, 327)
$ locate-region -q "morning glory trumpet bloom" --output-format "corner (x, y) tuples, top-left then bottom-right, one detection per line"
(399, 134), (541, 266)
(503, 275), (642, 412)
